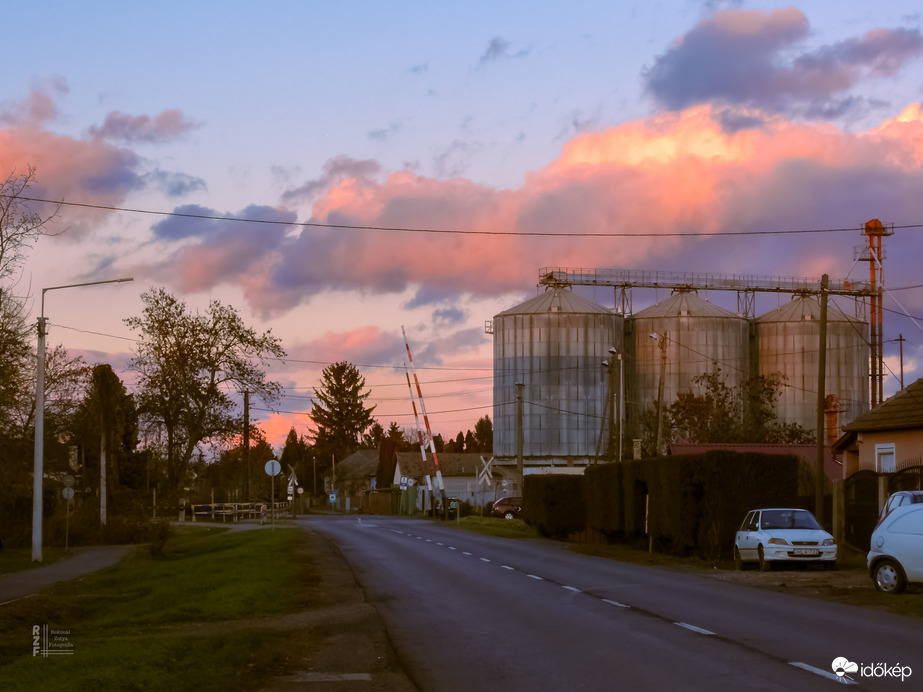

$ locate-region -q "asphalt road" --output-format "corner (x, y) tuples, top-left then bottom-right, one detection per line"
(307, 515), (920, 692)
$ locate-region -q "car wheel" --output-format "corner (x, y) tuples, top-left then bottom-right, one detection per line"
(873, 559), (907, 594)
(733, 547), (745, 571)
(758, 545), (772, 572)
(503, 511), (515, 520)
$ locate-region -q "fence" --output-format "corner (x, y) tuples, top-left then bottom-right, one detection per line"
(188, 501), (291, 523)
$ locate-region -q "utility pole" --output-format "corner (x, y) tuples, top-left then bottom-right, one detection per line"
(652, 333), (667, 456)
(608, 356), (616, 462)
(897, 334), (905, 389)
(243, 390), (250, 501)
(816, 274), (828, 521)
(516, 382), (524, 494)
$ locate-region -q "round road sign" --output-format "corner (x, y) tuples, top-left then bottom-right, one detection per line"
(264, 459), (281, 476)
(63, 475), (75, 488)
(62, 487), (75, 500)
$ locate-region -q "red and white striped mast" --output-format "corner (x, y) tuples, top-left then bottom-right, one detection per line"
(402, 326), (446, 512)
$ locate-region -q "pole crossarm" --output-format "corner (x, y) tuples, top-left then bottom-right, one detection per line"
(538, 267), (873, 297)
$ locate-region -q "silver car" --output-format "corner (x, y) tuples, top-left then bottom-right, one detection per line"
(734, 508), (837, 571)
(868, 503), (923, 594)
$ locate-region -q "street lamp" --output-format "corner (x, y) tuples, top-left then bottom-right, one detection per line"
(609, 347), (623, 463)
(599, 347), (624, 464)
(649, 332), (667, 457)
(32, 277), (133, 562)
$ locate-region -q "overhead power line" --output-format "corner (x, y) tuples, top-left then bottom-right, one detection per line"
(9, 194), (923, 238)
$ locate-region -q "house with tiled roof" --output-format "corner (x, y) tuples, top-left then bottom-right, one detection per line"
(329, 450), (517, 513)
(834, 378), (923, 475)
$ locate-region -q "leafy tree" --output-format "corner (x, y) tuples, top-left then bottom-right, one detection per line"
(279, 426), (311, 494)
(72, 364), (138, 504)
(464, 430), (477, 453)
(309, 361), (376, 462)
(0, 289), (31, 437)
(363, 421), (386, 448)
(125, 288), (285, 492)
(473, 415), (493, 453)
(668, 369), (814, 445)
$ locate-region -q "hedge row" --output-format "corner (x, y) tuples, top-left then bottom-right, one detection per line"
(525, 451), (813, 559)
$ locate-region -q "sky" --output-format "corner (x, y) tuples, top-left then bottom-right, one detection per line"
(3, 1), (923, 452)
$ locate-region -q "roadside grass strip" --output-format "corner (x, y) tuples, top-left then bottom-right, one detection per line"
(0, 526), (310, 692)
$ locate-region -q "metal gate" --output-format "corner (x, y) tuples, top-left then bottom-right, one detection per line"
(844, 469), (881, 549)
(844, 465), (923, 549)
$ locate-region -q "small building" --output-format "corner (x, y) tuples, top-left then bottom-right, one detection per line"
(330, 450), (513, 513)
(834, 378), (923, 476)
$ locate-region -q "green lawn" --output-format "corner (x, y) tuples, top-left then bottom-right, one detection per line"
(0, 526), (311, 692)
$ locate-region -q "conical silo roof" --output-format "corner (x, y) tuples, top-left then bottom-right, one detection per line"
(758, 295), (860, 323)
(495, 287), (611, 316)
(632, 290), (739, 319)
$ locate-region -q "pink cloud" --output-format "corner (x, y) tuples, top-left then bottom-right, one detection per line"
(132, 102), (923, 316)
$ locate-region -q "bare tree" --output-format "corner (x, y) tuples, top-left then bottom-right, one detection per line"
(0, 167), (61, 436)
(0, 166), (60, 282)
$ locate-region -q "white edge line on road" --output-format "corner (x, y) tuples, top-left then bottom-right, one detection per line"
(675, 622), (714, 636)
(1, 594), (36, 607)
(789, 662), (858, 685)
(527, 574), (544, 580)
(501, 565), (514, 570)
(602, 599), (629, 608)
(480, 558), (491, 562)
(562, 586), (580, 593)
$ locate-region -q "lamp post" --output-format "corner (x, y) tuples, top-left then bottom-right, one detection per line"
(650, 332), (667, 457)
(609, 347), (623, 463)
(32, 278), (133, 562)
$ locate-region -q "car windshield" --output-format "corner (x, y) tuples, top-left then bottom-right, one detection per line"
(760, 510), (821, 531)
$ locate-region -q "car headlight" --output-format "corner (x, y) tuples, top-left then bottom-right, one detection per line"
(767, 537), (789, 546)
(822, 539), (835, 546)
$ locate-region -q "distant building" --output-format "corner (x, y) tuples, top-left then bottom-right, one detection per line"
(834, 378), (923, 476)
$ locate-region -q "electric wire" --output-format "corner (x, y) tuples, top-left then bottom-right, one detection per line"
(8, 194), (923, 237)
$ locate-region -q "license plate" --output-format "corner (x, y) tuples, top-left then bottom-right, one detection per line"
(792, 549), (819, 557)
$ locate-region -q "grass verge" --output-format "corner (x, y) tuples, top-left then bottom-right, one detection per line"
(454, 515), (540, 539)
(0, 526), (313, 691)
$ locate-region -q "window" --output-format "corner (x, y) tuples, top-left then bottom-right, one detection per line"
(888, 510), (923, 535)
(875, 443), (896, 473)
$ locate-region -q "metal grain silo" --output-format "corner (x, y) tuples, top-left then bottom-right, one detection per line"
(757, 295), (869, 435)
(492, 288), (623, 464)
(627, 290), (751, 447)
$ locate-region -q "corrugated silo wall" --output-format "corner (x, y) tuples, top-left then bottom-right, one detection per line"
(625, 313), (750, 443)
(493, 311), (623, 461)
(757, 311), (870, 434)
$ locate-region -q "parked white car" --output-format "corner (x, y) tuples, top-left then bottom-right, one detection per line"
(877, 490), (923, 525)
(734, 508), (837, 571)
(868, 503), (923, 594)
